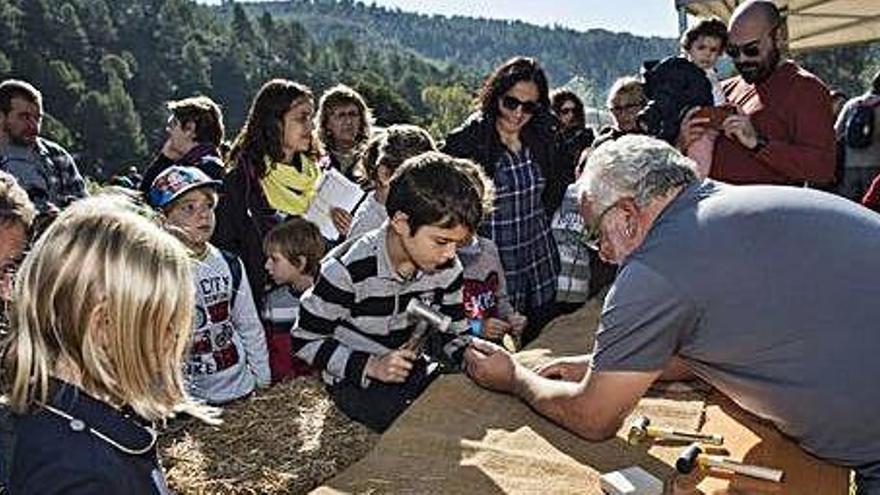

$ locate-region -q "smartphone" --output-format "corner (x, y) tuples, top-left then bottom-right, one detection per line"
(693, 105), (736, 129)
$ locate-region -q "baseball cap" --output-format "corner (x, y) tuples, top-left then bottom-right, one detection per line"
(148, 166), (221, 209)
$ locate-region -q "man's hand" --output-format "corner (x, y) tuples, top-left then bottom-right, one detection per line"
(535, 354), (591, 382)
(365, 349), (416, 383)
(464, 338), (519, 393)
(721, 111), (759, 150)
(483, 317), (511, 340)
(508, 312), (527, 336)
(678, 107), (712, 153)
(331, 207), (353, 237)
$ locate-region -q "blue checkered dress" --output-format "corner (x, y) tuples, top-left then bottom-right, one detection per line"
(480, 147), (559, 312)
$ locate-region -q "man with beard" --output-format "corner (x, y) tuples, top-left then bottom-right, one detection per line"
(0, 79), (86, 213)
(681, 0), (835, 186)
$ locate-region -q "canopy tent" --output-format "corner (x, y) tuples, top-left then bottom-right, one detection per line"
(675, 0), (880, 52)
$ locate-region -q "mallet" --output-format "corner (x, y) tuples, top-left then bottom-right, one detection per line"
(676, 443), (784, 482)
(627, 416), (724, 446)
(402, 299), (451, 353)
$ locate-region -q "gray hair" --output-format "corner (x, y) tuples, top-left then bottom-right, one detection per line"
(578, 135), (698, 214)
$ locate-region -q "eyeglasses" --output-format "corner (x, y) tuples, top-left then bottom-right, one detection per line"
(583, 199), (624, 249)
(501, 95), (540, 114)
(725, 24), (778, 59)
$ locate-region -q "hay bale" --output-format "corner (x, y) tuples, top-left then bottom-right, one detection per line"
(159, 377), (379, 494)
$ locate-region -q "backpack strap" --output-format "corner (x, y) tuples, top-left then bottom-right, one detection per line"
(220, 249), (243, 309)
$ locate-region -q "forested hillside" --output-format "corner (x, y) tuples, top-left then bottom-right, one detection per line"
(0, 0), (876, 179)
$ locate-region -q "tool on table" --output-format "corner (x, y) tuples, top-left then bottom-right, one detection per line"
(675, 443), (784, 482)
(599, 466), (663, 495)
(627, 415), (724, 446)
(402, 298), (450, 353)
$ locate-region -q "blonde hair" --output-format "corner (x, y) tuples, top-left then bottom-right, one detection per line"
(2, 195), (209, 422)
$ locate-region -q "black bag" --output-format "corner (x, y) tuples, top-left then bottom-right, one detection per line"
(845, 98), (879, 149)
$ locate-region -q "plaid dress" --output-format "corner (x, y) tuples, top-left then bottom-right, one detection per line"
(480, 147), (559, 313)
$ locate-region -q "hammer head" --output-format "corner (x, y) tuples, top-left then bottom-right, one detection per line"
(675, 443), (704, 474)
(626, 416), (651, 445)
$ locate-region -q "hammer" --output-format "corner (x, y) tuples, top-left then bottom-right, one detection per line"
(676, 443), (784, 482)
(401, 299), (451, 353)
(627, 416), (724, 446)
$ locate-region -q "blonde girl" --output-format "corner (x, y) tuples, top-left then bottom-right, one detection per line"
(2, 195), (215, 493)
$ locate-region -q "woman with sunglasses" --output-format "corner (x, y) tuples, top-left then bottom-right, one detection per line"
(551, 88), (595, 178)
(444, 56), (568, 344)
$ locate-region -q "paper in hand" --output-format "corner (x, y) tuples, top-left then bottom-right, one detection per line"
(305, 167), (366, 240)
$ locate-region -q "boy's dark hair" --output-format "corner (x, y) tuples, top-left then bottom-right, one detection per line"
(367, 124), (435, 182)
(680, 16), (728, 52)
(477, 57), (550, 119)
(0, 79), (42, 114)
(263, 216), (325, 277)
(167, 96), (224, 147)
(385, 151), (494, 234)
(550, 88), (585, 128)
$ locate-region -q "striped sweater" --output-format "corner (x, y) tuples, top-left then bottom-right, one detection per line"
(292, 225), (470, 387)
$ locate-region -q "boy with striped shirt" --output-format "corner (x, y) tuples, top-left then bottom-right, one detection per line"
(292, 152), (494, 431)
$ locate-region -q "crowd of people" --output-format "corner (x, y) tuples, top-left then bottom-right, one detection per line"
(0, 0), (878, 492)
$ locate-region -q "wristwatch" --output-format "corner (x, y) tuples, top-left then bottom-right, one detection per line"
(750, 134), (768, 153)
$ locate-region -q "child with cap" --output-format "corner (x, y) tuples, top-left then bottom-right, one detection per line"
(149, 166), (270, 404)
(261, 215), (326, 382)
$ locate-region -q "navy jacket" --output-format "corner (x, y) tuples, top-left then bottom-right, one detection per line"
(8, 380), (169, 494)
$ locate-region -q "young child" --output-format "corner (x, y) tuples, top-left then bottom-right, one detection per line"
(149, 166), (271, 404)
(681, 17), (729, 106)
(550, 177), (594, 313)
(348, 124), (436, 239)
(262, 215), (326, 382)
(458, 235), (526, 347)
(2, 196), (216, 492)
(293, 151), (494, 432)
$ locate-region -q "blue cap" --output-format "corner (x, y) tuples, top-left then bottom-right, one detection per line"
(148, 166), (221, 209)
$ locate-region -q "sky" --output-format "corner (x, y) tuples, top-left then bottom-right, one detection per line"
(200, 0), (682, 38)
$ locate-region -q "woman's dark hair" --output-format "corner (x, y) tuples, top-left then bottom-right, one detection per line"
(477, 56), (550, 119)
(228, 79), (313, 178)
(550, 88), (585, 128)
(680, 17), (729, 52)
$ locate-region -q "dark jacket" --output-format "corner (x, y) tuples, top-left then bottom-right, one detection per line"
(442, 111), (572, 216)
(139, 143), (224, 194)
(212, 156), (280, 309)
(9, 380), (168, 494)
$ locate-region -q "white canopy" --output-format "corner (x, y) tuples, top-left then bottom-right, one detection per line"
(676, 0), (880, 52)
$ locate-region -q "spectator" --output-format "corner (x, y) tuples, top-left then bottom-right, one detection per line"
(550, 89), (594, 176)
(0, 171), (35, 329)
(590, 77), (646, 151)
(681, 17), (729, 105)
(680, 0), (836, 186)
(292, 152), (493, 432)
(836, 70), (880, 202)
(3, 195), (216, 493)
(262, 216), (326, 382)
(149, 166), (270, 404)
(213, 79), (320, 310)
(444, 56), (566, 343)
(348, 124), (436, 239)
(316, 84), (373, 181)
(0, 79), (86, 213)
(139, 95), (226, 194)
(465, 135), (880, 494)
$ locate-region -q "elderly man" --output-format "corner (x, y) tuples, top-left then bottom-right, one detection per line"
(465, 134), (880, 493)
(682, 0), (835, 186)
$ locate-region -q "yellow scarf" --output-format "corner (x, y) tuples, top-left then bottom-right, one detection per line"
(261, 155), (321, 216)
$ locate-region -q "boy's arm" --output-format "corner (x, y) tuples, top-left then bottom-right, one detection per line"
(434, 269), (472, 366)
(292, 258), (373, 385)
(230, 260), (271, 386)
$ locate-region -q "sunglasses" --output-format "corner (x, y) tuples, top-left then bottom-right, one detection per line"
(726, 24), (778, 59)
(559, 106), (577, 115)
(501, 95), (540, 114)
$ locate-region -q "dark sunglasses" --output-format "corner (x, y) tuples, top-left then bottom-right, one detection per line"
(501, 95), (540, 114)
(725, 40), (761, 59)
(559, 106), (577, 115)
